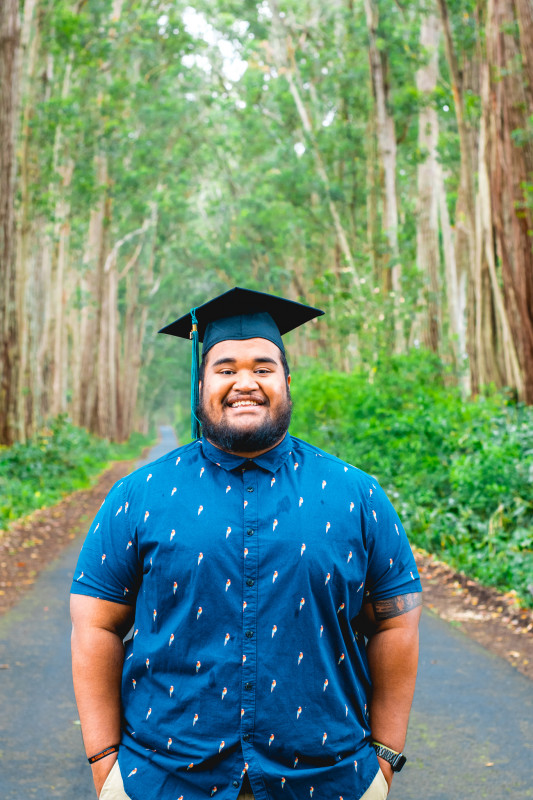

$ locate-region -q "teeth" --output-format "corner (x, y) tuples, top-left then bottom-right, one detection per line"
(230, 401), (259, 407)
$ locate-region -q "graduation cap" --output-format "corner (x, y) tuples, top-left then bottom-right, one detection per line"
(159, 287), (324, 439)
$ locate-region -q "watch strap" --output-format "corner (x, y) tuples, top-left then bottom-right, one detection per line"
(371, 741), (407, 772)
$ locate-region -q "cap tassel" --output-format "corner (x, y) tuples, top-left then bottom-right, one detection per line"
(190, 308), (201, 440)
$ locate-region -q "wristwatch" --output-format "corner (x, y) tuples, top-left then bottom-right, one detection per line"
(371, 741), (407, 772)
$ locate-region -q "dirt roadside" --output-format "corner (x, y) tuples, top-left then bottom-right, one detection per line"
(1, 463), (532, 679)
(0, 460), (137, 617)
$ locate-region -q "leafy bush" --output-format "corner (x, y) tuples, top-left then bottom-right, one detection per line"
(290, 352), (533, 607)
(0, 416), (153, 531)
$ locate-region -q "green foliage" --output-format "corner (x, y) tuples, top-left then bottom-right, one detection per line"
(0, 416), (153, 531)
(290, 353), (533, 607)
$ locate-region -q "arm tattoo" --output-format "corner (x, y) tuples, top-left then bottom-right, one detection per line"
(372, 592), (422, 621)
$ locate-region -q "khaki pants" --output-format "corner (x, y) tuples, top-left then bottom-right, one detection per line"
(237, 770), (389, 800)
(99, 761), (388, 800)
(237, 769), (388, 800)
(359, 769), (389, 800)
(99, 761), (131, 800)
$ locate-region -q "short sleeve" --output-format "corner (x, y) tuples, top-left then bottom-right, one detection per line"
(363, 480), (422, 601)
(70, 479), (141, 605)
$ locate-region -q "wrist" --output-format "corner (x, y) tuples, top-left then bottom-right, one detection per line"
(91, 752), (118, 797)
(376, 756), (393, 790)
(372, 741), (407, 773)
(88, 744), (120, 765)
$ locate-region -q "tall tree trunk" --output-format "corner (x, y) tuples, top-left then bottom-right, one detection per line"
(437, 164), (469, 389)
(365, 112), (380, 282)
(0, 0), (21, 444)
(415, 8), (441, 354)
(14, 0), (39, 439)
(476, 58), (522, 393)
(364, 0), (404, 351)
(79, 0), (125, 438)
(486, 0), (533, 402)
(79, 152), (108, 433)
(436, 0), (479, 393)
(50, 55), (75, 417)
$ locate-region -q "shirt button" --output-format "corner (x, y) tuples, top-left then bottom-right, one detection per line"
(246, 486), (254, 493)
(243, 733), (250, 742)
(233, 780), (240, 787)
(245, 630), (254, 638)
(245, 682), (253, 690)
(246, 578), (254, 587)
(246, 528), (254, 536)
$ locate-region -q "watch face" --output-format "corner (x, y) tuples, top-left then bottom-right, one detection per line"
(391, 754), (407, 772)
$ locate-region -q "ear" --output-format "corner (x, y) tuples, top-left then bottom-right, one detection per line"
(287, 374), (291, 387)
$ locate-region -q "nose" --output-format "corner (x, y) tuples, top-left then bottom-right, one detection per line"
(232, 369), (259, 392)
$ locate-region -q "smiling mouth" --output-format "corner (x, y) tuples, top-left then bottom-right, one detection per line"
(227, 400), (264, 408)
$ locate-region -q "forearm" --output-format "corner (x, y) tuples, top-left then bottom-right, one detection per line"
(366, 624), (419, 788)
(367, 625), (419, 748)
(71, 624), (125, 793)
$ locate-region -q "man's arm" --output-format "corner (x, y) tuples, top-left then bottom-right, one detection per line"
(71, 594), (135, 797)
(363, 593), (422, 790)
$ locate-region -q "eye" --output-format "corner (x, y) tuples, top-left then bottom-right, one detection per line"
(255, 368), (271, 374)
(219, 369), (235, 375)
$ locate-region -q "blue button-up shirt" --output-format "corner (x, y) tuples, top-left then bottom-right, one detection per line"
(71, 434), (421, 800)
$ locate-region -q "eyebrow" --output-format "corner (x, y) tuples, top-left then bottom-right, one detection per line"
(211, 356), (279, 368)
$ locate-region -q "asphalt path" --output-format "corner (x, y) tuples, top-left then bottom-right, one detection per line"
(0, 426), (532, 799)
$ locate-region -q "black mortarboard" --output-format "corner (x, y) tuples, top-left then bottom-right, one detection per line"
(159, 287), (324, 439)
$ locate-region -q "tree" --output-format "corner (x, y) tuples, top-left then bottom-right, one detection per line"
(486, 0), (533, 402)
(0, 0), (21, 444)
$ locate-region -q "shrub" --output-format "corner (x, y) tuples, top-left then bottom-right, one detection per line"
(290, 352), (533, 607)
(0, 416), (153, 531)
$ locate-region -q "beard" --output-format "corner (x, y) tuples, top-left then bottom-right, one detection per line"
(196, 388), (292, 454)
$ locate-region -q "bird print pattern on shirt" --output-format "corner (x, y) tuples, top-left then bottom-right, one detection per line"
(71, 434), (422, 800)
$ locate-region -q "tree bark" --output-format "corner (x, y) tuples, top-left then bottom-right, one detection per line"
(436, 0), (479, 393)
(486, 0), (533, 402)
(437, 164), (468, 390)
(0, 0), (21, 444)
(364, 0), (404, 351)
(79, 152), (108, 433)
(476, 57), (523, 394)
(415, 8), (441, 354)
(14, 0), (39, 439)
(50, 55), (75, 417)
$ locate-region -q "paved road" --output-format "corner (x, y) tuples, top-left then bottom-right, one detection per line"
(1, 426), (532, 798)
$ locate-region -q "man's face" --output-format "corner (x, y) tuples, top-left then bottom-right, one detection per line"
(197, 337), (292, 456)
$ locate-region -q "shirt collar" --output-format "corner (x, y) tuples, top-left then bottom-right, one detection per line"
(200, 432), (293, 474)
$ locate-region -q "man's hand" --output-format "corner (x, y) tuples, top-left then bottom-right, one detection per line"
(91, 753), (118, 798)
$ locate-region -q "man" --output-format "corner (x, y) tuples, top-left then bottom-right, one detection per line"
(71, 287), (422, 800)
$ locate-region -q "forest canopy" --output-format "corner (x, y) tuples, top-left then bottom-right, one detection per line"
(1, 0), (533, 444)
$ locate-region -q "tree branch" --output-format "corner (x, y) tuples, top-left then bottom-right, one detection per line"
(104, 218), (153, 274)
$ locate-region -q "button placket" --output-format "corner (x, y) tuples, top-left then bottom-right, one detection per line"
(241, 465), (259, 749)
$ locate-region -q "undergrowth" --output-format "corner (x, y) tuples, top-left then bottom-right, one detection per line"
(0, 415), (154, 531)
(290, 352), (533, 608)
